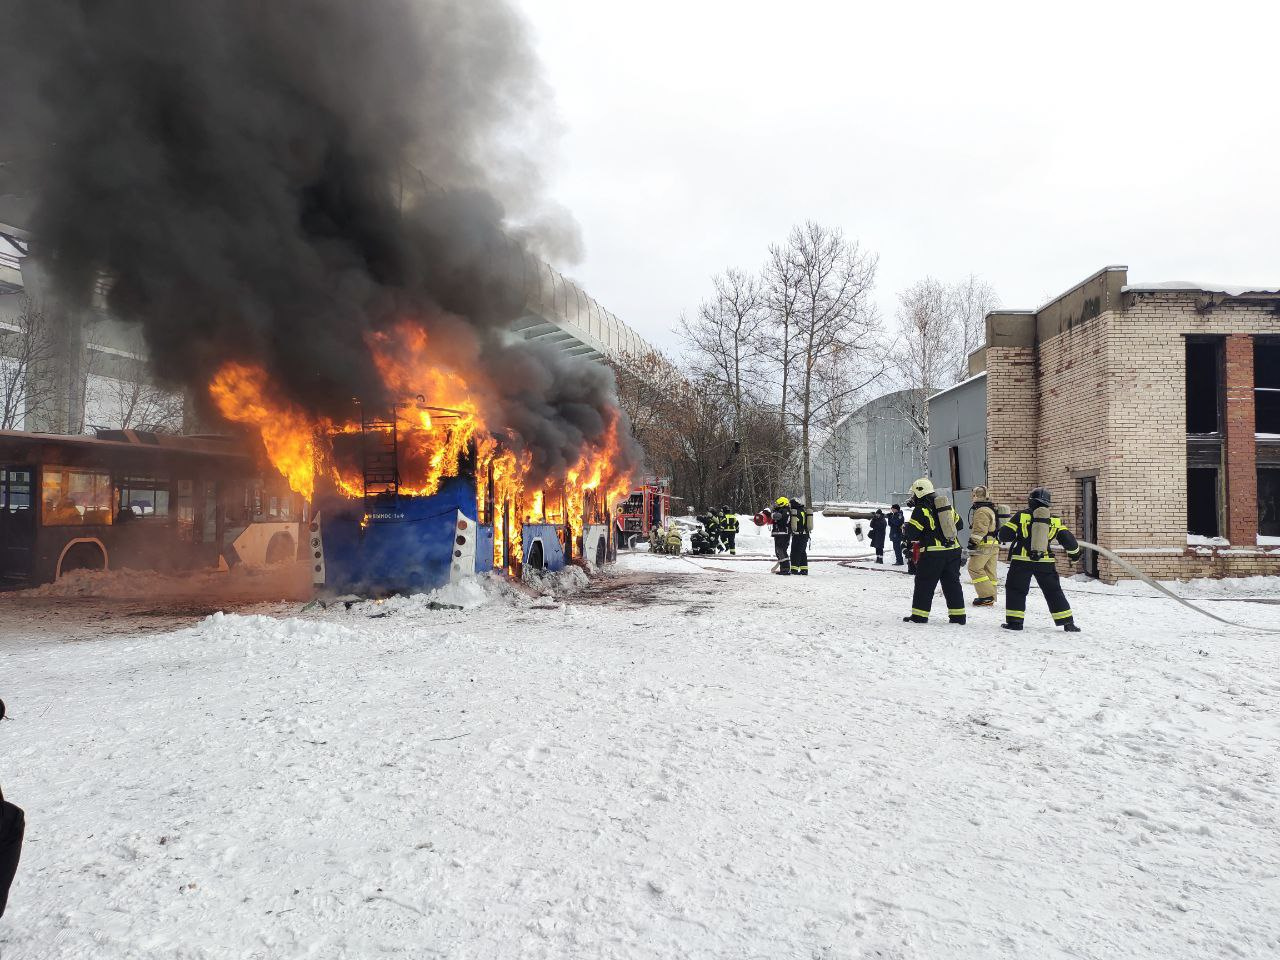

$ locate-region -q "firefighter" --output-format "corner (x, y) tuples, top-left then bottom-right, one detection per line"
(770, 497), (792, 574)
(710, 508), (727, 554)
(720, 505), (739, 555)
(966, 484), (1000, 606)
(998, 487), (1083, 632)
(901, 478), (966, 624)
(789, 499), (813, 576)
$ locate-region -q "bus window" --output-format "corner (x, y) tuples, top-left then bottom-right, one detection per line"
(177, 478), (195, 541)
(2, 469), (33, 513)
(42, 467), (114, 526)
(118, 476), (171, 520)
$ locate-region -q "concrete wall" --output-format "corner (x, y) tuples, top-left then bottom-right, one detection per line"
(813, 389), (926, 505)
(928, 373), (987, 521)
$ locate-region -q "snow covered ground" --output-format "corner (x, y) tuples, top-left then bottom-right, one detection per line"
(3, 552), (1279, 959)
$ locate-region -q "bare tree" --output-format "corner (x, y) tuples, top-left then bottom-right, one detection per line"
(890, 278), (960, 460)
(82, 328), (185, 433)
(0, 297), (57, 430)
(890, 275), (1000, 461)
(679, 268), (767, 504)
(950, 273), (999, 380)
(763, 241), (803, 493)
(608, 345), (684, 466)
(783, 222), (883, 504)
(85, 369), (185, 432)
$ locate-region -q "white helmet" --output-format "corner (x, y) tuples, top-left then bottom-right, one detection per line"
(910, 478), (934, 498)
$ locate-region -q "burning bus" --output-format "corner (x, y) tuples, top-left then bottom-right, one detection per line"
(306, 406), (623, 596)
(208, 330), (634, 596)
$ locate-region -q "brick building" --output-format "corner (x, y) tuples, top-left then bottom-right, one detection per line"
(965, 265), (1280, 582)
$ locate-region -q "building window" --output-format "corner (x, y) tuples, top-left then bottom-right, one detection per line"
(1185, 338), (1223, 435)
(948, 446), (961, 491)
(1255, 340), (1280, 435)
(1259, 469), (1280, 538)
(1187, 468), (1220, 538)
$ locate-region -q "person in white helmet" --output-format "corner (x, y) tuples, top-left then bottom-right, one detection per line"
(901, 478), (966, 625)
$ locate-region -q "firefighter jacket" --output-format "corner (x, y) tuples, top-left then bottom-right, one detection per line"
(790, 504), (813, 538)
(903, 495), (961, 552)
(998, 510), (1082, 563)
(721, 514), (740, 534)
(771, 506), (791, 536)
(968, 501), (999, 551)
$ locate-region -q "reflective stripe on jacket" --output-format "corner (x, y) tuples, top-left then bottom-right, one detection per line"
(998, 510), (1082, 562)
(904, 498), (960, 551)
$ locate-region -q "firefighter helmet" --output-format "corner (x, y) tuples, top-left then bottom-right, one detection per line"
(910, 478), (934, 498)
(1028, 487), (1052, 508)
(972, 484), (989, 501)
(775, 496), (790, 507)
(722, 504), (731, 514)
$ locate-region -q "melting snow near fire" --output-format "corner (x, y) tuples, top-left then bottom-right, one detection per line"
(2, 515), (1279, 959)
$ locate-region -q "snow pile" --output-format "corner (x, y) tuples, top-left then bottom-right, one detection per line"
(22, 562), (309, 600)
(3, 552), (1279, 958)
(1124, 280), (1280, 296)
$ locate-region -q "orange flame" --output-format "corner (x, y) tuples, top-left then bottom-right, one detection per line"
(207, 321), (631, 568)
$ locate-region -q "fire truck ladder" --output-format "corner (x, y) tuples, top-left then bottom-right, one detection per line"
(361, 411), (399, 500)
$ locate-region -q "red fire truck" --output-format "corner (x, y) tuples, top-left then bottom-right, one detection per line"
(615, 479), (670, 548)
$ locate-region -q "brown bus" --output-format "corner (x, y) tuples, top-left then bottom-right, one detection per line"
(0, 429), (304, 586)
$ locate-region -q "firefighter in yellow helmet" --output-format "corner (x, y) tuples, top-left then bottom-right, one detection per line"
(901, 478), (966, 625)
(770, 496), (792, 574)
(997, 487), (1083, 632)
(966, 484), (999, 606)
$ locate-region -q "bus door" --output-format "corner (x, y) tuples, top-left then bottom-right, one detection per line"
(0, 465), (36, 582)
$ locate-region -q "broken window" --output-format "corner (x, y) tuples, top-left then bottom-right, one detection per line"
(1255, 340), (1280, 435)
(1259, 468), (1280, 538)
(1185, 337), (1223, 435)
(1186, 468), (1220, 538)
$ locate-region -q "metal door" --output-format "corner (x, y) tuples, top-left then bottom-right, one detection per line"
(1080, 476), (1098, 577)
(0, 466), (36, 582)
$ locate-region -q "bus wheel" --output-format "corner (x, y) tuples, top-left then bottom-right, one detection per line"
(59, 541), (106, 576)
(265, 531), (296, 565)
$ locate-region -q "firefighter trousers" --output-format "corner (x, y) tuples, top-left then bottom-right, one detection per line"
(1005, 561), (1074, 628)
(722, 532), (736, 555)
(790, 534), (810, 575)
(910, 550), (966, 622)
(773, 534), (791, 574)
(967, 546), (998, 600)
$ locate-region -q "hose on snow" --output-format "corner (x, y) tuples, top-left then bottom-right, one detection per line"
(1076, 540), (1280, 634)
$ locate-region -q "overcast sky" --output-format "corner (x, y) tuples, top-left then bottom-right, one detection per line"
(513, 0), (1279, 353)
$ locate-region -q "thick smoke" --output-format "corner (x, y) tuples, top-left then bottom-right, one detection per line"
(0, 0), (638, 482)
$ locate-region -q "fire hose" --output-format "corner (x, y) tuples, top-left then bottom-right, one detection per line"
(1075, 540), (1280, 633)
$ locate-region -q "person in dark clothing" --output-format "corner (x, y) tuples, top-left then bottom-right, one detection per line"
(719, 505), (739, 555)
(770, 497), (792, 574)
(789, 499), (813, 575)
(704, 509), (723, 553)
(887, 504), (905, 565)
(869, 509), (888, 563)
(997, 487), (1083, 632)
(0, 698), (23, 919)
(901, 478), (966, 625)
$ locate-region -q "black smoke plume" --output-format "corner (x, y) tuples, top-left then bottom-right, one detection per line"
(0, 0), (639, 483)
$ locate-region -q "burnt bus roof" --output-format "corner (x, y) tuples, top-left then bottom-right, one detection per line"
(0, 429), (253, 467)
